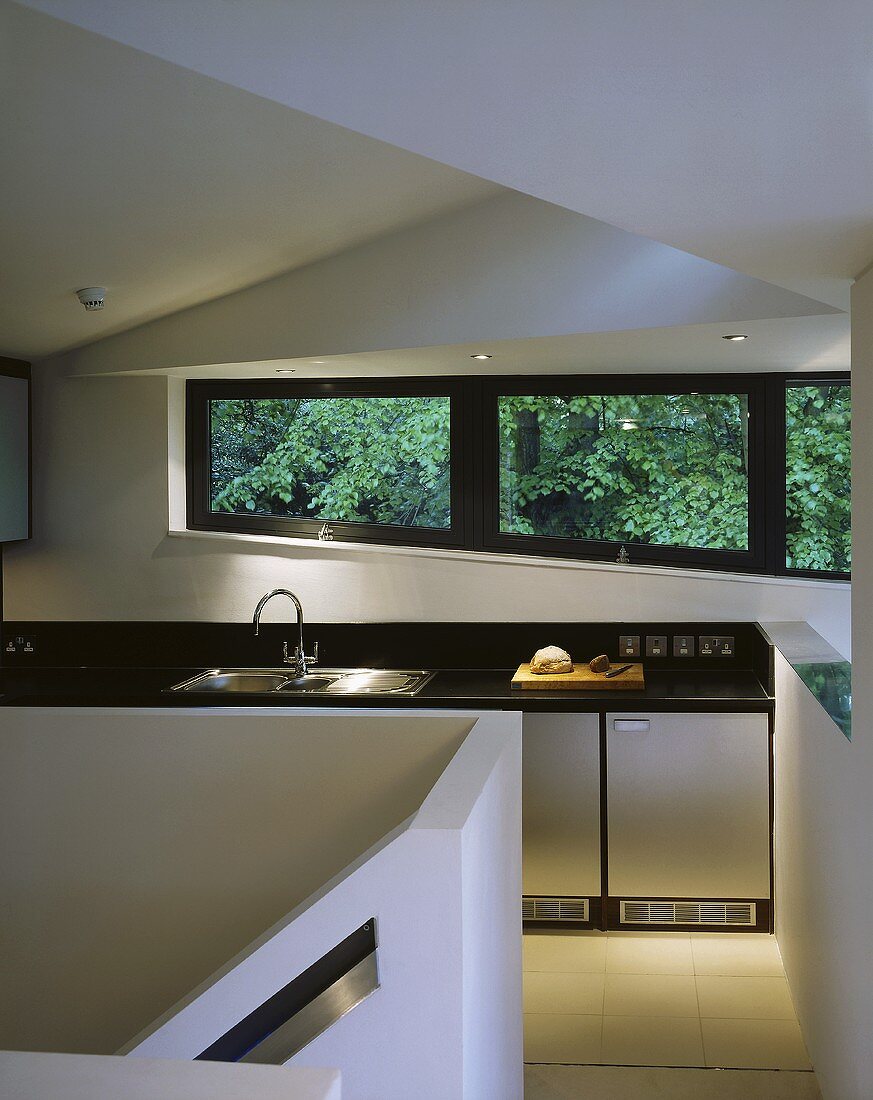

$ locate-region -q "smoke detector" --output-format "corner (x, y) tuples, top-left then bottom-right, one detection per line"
(76, 287), (106, 311)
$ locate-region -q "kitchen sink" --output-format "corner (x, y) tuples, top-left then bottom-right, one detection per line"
(166, 668), (436, 697)
(173, 671), (293, 693)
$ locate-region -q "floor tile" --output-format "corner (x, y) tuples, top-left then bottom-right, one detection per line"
(524, 1064), (823, 1100)
(524, 1012), (602, 1064)
(702, 1017), (813, 1070)
(524, 931), (608, 973)
(601, 1015), (704, 1068)
(524, 970), (605, 1014)
(695, 975), (797, 1020)
(606, 933), (694, 975)
(690, 933), (784, 977)
(604, 973), (699, 1018)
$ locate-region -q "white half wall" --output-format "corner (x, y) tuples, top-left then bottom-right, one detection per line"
(127, 711), (524, 1100)
(2, 370), (851, 654)
(0, 706), (471, 1055)
(0, 1052), (341, 1100)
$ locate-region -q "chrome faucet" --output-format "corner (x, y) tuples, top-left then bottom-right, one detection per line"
(252, 589), (318, 678)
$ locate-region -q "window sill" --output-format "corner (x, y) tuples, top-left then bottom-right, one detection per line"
(166, 527), (850, 591)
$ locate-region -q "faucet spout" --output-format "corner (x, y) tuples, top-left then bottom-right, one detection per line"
(252, 589), (316, 676)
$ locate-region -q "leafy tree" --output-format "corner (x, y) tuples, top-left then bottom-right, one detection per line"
(785, 385), (850, 572)
(498, 393), (749, 551)
(208, 385), (851, 573)
(210, 396), (451, 528)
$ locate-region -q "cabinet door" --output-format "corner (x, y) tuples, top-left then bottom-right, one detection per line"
(523, 713), (600, 897)
(0, 373), (29, 542)
(607, 711), (770, 899)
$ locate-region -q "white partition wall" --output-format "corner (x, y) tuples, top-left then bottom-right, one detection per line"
(0, 707), (476, 1057)
(0, 1052), (341, 1100)
(124, 711), (523, 1100)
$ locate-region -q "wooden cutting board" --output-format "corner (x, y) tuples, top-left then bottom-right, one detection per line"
(511, 662), (645, 690)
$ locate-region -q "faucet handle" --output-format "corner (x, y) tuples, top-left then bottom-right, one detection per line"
(282, 641), (319, 668)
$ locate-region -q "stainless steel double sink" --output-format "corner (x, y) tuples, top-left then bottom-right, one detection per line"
(167, 667), (436, 697)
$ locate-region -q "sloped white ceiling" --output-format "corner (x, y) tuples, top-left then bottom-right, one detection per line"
(3, 0), (857, 373)
(16, 0), (873, 302)
(0, 1), (498, 358)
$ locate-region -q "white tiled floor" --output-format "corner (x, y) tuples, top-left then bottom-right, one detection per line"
(523, 930), (814, 1072)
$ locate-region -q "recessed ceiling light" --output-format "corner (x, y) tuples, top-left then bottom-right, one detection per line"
(470, 353), (493, 360)
(722, 334), (748, 342)
(275, 368), (296, 373)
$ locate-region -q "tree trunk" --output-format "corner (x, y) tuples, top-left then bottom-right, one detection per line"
(514, 409), (541, 529)
(564, 408), (600, 536)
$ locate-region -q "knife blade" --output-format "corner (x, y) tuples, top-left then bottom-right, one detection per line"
(604, 663), (633, 678)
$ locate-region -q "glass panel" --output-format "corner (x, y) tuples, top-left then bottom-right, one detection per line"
(785, 383), (851, 572)
(209, 396), (451, 528)
(497, 393), (749, 551)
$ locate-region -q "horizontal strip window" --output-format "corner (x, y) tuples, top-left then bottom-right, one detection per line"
(185, 372), (850, 580)
(480, 376), (766, 572)
(187, 379), (472, 549)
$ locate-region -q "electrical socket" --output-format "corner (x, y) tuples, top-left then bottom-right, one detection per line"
(699, 635), (735, 657)
(645, 635), (668, 657)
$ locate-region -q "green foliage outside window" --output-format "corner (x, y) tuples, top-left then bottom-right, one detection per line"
(210, 396), (451, 528)
(498, 393), (749, 551)
(201, 381), (850, 574)
(785, 384), (851, 573)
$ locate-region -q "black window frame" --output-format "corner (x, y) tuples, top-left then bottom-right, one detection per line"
(186, 371), (850, 582)
(774, 371), (851, 582)
(186, 378), (473, 550)
(479, 373), (769, 573)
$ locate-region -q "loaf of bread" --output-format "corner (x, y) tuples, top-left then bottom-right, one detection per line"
(589, 654), (610, 673)
(530, 645), (573, 674)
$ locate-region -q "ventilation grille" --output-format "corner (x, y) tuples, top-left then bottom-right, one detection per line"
(523, 896), (589, 922)
(620, 900), (756, 927)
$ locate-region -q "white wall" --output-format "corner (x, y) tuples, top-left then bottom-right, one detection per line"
(2, 369), (851, 654)
(771, 265), (872, 1100)
(128, 712), (524, 1100)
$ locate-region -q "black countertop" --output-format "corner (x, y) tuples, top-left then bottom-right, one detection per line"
(0, 666), (772, 712)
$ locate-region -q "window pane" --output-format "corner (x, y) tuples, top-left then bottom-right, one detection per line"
(209, 396), (452, 529)
(785, 384), (851, 572)
(497, 393), (749, 551)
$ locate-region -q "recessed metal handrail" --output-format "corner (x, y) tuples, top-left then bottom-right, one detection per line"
(197, 919), (378, 1064)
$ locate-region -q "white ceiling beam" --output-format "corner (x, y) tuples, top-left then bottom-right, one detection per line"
(51, 191), (839, 377)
